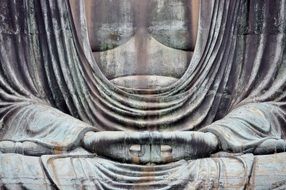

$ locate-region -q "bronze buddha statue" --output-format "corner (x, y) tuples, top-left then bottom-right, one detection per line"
(1, 0), (286, 189)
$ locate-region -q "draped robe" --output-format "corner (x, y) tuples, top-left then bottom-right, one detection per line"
(0, 0), (286, 189)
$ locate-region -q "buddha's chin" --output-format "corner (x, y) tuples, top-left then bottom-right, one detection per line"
(110, 75), (178, 90)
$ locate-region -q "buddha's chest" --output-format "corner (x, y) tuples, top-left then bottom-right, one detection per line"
(83, 0), (199, 89)
(85, 0), (198, 52)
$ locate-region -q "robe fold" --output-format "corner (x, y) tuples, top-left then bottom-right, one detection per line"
(1, 0), (286, 153)
(0, 0), (286, 189)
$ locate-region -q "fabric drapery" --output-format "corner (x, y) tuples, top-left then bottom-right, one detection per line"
(0, 0), (285, 153)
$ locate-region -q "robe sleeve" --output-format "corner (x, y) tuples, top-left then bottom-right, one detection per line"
(202, 103), (286, 153)
(0, 102), (94, 152)
(0, 0), (94, 154)
(202, 0), (286, 154)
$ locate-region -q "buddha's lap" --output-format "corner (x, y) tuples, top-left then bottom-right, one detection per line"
(1, 152), (286, 189)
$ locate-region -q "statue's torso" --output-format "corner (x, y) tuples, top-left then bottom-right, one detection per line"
(85, 0), (199, 89)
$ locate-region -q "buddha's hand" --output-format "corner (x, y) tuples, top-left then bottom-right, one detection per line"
(82, 131), (219, 164)
(82, 131), (151, 163)
(158, 131), (219, 162)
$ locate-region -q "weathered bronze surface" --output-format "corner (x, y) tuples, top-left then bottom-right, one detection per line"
(1, 0), (286, 189)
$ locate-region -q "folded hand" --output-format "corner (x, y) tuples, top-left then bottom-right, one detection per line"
(82, 131), (219, 164)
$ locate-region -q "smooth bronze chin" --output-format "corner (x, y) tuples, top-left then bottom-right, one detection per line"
(0, 0), (286, 189)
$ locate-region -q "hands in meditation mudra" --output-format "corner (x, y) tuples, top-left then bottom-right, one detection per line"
(1, 0), (286, 189)
(82, 131), (218, 164)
